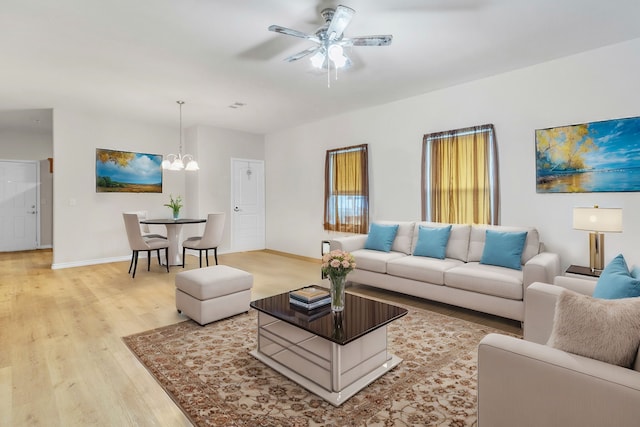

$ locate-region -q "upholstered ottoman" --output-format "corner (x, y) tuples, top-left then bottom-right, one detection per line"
(175, 265), (253, 325)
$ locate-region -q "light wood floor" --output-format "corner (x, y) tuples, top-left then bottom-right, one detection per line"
(0, 249), (520, 426)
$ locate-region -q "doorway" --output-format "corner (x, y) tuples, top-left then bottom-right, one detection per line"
(0, 160), (39, 251)
(231, 158), (265, 252)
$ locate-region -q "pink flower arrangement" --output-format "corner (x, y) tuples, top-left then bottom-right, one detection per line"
(322, 249), (356, 278)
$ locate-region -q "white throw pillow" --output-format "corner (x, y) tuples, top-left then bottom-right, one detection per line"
(547, 289), (640, 368)
(376, 220), (415, 255)
(412, 222), (470, 261)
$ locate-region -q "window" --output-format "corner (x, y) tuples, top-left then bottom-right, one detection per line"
(422, 124), (499, 224)
(324, 144), (369, 233)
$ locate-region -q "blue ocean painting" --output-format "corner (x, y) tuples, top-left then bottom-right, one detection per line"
(536, 116), (640, 193)
(96, 149), (163, 193)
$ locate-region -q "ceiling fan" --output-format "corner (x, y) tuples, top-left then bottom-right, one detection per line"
(268, 5), (392, 81)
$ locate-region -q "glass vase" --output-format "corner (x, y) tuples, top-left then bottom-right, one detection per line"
(332, 311), (344, 341)
(173, 210), (179, 220)
(329, 273), (347, 312)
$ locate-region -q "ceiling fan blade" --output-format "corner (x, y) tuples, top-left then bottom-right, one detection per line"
(341, 35), (393, 47)
(268, 25), (320, 43)
(326, 5), (355, 41)
(284, 46), (321, 62)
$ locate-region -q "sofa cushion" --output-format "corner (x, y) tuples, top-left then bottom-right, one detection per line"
(412, 222), (471, 262)
(468, 225), (539, 264)
(593, 254), (640, 299)
(364, 223), (399, 252)
(376, 220), (415, 255)
(548, 289), (640, 368)
(445, 262), (524, 300)
(350, 249), (406, 274)
(387, 255), (464, 285)
(480, 230), (528, 270)
(413, 225), (452, 259)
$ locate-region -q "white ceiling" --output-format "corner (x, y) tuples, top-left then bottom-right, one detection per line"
(2, 0), (640, 135)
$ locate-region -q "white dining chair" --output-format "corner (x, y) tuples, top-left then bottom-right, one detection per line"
(181, 212), (225, 268)
(122, 213), (170, 278)
(125, 210), (167, 240)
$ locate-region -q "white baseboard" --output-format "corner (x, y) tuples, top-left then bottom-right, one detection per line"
(50, 249), (233, 270)
(51, 255), (131, 270)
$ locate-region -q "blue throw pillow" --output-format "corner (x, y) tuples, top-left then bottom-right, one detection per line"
(480, 230), (528, 270)
(413, 225), (452, 259)
(364, 223), (399, 252)
(593, 254), (640, 299)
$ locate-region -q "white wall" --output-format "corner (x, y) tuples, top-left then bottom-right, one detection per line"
(265, 38), (640, 269)
(52, 109), (186, 267)
(50, 109), (264, 267)
(39, 159), (53, 247)
(187, 125), (264, 253)
(0, 128), (53, 160)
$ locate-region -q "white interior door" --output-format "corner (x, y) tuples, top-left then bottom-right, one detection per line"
(0, 160), (39, 251)
(231, 158), (265, 252)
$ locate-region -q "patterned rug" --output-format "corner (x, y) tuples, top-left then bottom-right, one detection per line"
(123, 303), (517, 427)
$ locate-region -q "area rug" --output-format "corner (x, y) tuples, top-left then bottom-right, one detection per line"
(123, 303), (519, 427)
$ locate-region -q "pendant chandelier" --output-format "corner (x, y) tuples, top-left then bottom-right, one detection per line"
(162, 100), (199, 171)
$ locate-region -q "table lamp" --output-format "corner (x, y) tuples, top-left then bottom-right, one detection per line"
(573, 205), (623, 272)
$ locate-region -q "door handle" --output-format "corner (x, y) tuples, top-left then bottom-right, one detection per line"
(234, 207), (240, 212)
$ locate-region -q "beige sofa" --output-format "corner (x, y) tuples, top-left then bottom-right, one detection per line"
(329, 221), (560, 321)
(477, 276), (640, 426)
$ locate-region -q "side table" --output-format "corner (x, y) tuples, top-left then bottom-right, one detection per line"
(565, 264), (600, 280)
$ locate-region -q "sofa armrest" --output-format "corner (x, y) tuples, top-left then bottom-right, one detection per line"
(523, 251), (560, 287)
(478, 333), (640, 427)
(553, 275), (598, 294)
(523, 282), (563, 344)
(524, 277), (597, 346)
(329, 235), (368, 253)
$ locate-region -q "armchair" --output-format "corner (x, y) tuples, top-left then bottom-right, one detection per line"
(478, 276), (640, 427)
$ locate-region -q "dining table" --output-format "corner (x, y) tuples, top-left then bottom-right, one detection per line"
(140, 218), (206, 266)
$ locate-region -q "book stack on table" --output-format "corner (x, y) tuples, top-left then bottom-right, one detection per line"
(289, 286), (331, 310)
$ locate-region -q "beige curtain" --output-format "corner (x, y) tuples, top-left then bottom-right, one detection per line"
(422, 124), (499, 224)
(324, 144), (369, 233)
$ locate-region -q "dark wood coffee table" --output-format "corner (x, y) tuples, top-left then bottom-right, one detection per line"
(250, 291), (407, 406)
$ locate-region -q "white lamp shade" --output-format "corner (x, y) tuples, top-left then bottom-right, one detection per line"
(185, 160), (199, 171)
(310, 50), (325, 68)
(573, 207), (623, 232)
(169, 158), (184, 170)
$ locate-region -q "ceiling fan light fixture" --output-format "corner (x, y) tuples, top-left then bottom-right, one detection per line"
(333, 54), (348, 69)
(327, 44), (343, 61)
(330, 47), (348, 68)
(310, 50), (325, 68)
(269, 5), (392, 84)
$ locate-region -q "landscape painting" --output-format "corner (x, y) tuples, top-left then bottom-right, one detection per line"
(536, 116), (640, 193)
(96, 148), (163, 193)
